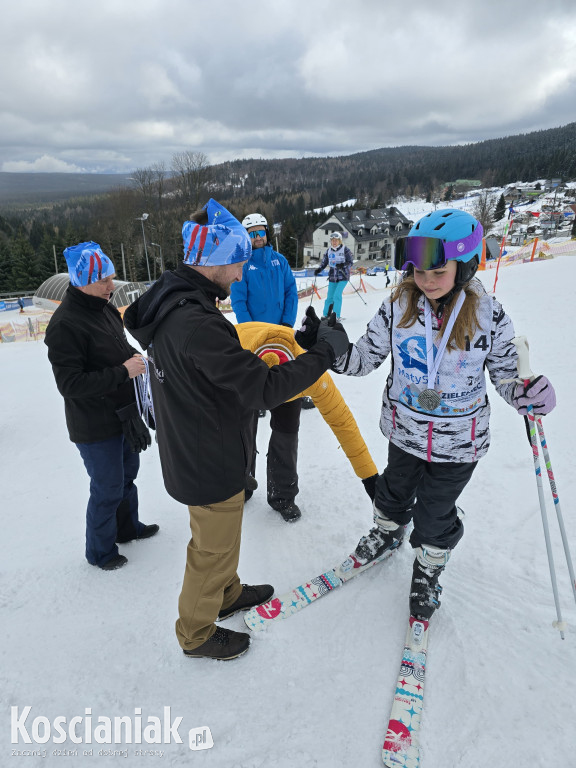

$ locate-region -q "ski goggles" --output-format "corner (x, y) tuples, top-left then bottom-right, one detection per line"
(394, 225), (483, 271)
(248, 229), (267, 239)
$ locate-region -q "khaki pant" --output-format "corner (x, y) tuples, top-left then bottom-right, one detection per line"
(175, 491), (244, 651)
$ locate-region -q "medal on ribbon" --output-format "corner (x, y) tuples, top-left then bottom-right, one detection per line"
(418, 292), (466, 413)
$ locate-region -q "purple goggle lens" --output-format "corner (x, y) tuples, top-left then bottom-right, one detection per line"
(395, 225), (483, 271)
(394, 237), (446, 271)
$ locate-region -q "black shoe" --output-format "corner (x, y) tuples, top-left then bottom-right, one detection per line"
(99, 554), (128, 571)
(354, 525), (403, 565)
(274, 503), (301, 523)
(217, 584), (275, 620)
(117, 523), (159, 544)
(409, 558), (444, 621)
(183, 626), (250, 660)
(301, 396), (316, 410)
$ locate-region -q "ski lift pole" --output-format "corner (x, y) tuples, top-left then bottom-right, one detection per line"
(535, 416), (576, 609)
(513, 336), (566, 639)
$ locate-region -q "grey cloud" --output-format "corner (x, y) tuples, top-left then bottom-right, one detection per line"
(1, 0), (575, 172)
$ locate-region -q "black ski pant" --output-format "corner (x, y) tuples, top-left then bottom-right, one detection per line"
(374, 442), (477, 551)
(246, 398), (302, 510)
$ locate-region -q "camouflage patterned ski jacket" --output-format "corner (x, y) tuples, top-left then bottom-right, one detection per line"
(333, 279), (518, 463)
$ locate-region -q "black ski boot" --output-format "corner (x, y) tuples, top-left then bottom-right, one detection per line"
(354, 523), (404, 565)
(409, 545), (450, 621)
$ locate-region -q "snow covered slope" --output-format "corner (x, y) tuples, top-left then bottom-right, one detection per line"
(1, 255), (575, 766)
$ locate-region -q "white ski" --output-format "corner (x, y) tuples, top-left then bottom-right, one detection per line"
(382, 617), (430, 767)
(243, 541), (401, 631)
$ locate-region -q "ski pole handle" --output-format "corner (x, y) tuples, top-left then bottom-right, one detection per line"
(512, 336), (534, 383)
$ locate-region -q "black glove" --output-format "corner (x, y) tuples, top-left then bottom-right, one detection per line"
(316, 312), (350, 360)
(314, 268), (322, 276)
(362, 474), (378, 501)
(295, 306), (321, 350)
(116, 403), (152, 453)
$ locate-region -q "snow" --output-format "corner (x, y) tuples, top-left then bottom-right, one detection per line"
(2, 255), (576, 767)
(311, 199), (358, 215)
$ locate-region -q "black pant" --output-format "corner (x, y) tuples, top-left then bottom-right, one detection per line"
(246, 398), (302, 509)
(375, 442), (477, 550)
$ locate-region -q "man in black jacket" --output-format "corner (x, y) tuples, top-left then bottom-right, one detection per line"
(45, 242), (159, 571)
(124, 200), (349, 660)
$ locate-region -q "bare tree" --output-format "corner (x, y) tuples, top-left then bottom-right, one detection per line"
(150, 161), (167, 206)
(131, 167), (156, 211)
(97, 187), (141, 281)
(471, 190), (497, 233)
(171, 151), (211, 213)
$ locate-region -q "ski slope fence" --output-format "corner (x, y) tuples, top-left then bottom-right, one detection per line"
(0, 310), (53, 343)
(482, 238), (576, 270)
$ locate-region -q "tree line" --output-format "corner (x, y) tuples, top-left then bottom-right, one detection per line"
(1, 122), (575, 294)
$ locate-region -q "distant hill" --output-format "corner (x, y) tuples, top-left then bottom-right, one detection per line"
(0, 122), (575, 209)
(212, 122), (576, 204)
(0, 172), (133, 206)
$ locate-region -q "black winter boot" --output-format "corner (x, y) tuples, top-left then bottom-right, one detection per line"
(99, 554), (128, 571)
(183, 626), (250, 660)
(217, 584), (275, 620)
(274, 503), (301, 523)
(117, 523), (159, 543)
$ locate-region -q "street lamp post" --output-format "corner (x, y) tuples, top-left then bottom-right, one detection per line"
(290, 236), (299, 270)
(135, 213), (151, 283)
(150, 242), (164, 273)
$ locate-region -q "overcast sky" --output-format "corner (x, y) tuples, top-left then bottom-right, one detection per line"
(2, 0), (575, 174)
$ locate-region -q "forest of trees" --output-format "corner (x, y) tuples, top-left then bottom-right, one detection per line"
(1, 122), (575, 294)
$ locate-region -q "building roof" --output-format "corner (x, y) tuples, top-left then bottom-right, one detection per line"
(34, 274), (148, 310)
(321, 206), (413, 241)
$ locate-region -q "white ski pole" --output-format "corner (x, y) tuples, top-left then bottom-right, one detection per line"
(347, 278), (367, 305)
(513, 336), (566, 638)
(534, 408), (576, 610)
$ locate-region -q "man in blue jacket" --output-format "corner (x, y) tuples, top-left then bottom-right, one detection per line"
(230, 213), (303, 522)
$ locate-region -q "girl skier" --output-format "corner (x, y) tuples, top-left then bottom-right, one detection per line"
(299, 209), (556, 621)
(314, 232), (354, 320)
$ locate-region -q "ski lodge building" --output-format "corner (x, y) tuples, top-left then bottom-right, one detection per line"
(305, 206), (413, 265)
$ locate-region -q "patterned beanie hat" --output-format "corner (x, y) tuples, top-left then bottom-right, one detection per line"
(64, 242), (115, 287)
(182, 199), (251, 266)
